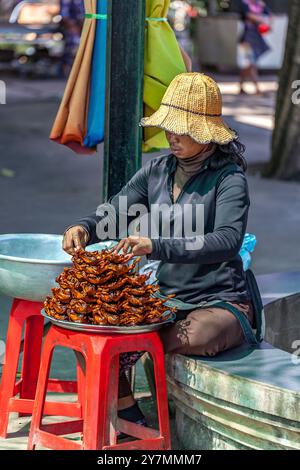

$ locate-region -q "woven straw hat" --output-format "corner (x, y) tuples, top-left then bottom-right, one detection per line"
(140, 72), (237, 145)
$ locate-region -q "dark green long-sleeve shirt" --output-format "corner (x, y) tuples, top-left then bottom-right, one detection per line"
(77, 151), (250, 304)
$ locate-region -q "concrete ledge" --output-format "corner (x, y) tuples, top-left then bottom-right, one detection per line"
(165, 343), (300, 450)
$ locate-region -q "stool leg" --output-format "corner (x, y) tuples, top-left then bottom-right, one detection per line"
(141, 352), (156, 399)
(104, 353), (119, 446)
(19, 315), (45, 415)
(0, 306), (24, 437)
(82, 350), (113, 450)
(27, 340), (54, 450)
(149, 342), (171, 450)
(75, 352), (86, 417)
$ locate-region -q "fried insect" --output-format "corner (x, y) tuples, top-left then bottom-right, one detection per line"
(74, 269), (87, 281)
(56, 270), (81, 290)
(69, 299), (93, 314)
(126, 274), (151, 287)
(100, 277), (129, 291)
(52, 300), (68, 315)
(118, 312), (144, 326)
(82, 264), (108, 276)
(96, 290), (125, 303)
(72, 289), (91, 302)
(96, 301), (119, 314)
(55, 269), (72, 289)
(125, 285), (160, 296)
(74, 248), (130, 266)
(51, 287), (72, 303)
(73, 250), (99, 266)
(72, 282), (96, 303)
(91, 306), (109, 325)
(119, 301), (145, 316)
(46, 310), (68, 321)
(44, 297), (69, 320)
(67, 309), (87, 323)
(105, 314), (120, 325)
(124, 294), (161, 307)
(92, 315), (108, 325)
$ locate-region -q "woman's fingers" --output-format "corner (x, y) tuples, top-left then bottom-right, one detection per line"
(63, 231), (151, 259)
(62, 226), (89, 255)
(73, 234), (82, 251)
(111, 236), (153, 259)
(113, 239), (126, 253)
(63, 231), (75, 255)
(124, 253), (135, 261)
(113, 237), (138, 257)
(122, 238), (133, 254)
(114, 236), (152, 257)
(132, 243), (142, 255)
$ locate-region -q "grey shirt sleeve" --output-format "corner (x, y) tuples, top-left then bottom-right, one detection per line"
(150, 172), (250, 264)
(76, 160), (152, 245)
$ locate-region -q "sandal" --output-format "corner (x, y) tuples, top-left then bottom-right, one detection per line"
(117, 403), (148, 440)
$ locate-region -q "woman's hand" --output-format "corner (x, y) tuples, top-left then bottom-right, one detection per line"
(63, 225), (90, 255)
(112, 236), (153, 260)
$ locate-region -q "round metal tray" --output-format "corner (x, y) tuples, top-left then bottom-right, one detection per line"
(41, 309), (176, 334)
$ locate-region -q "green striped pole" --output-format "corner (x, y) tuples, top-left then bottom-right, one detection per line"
(103, 0), (146, 201)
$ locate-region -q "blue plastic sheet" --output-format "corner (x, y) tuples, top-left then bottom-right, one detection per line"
(83, 0), (107, 148)
(139, 233), (257, 283)
(239, 232), (257, 271)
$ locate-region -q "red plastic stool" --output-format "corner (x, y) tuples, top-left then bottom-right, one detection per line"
(0, 299), (82, 438)
(28, 324), (171, 450)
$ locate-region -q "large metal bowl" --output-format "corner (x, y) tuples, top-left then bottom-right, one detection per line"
(0, 234), (117, 302)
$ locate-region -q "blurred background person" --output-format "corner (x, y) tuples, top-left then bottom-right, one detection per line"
(238, 0), (273, 95)
(0, 1), (19, 18)
(60, 0), (84, 77)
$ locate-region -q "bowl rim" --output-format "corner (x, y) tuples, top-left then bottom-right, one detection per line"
(0, 234), (117, 265)
(0, 233), (72, 265)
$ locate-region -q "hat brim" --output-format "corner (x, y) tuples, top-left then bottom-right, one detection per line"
(140, 104), (237, 145)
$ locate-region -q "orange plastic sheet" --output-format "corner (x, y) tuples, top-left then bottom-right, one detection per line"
(50, 0), (97, 154)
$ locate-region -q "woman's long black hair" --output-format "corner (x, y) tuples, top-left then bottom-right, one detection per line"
(210, 130), (247, 172)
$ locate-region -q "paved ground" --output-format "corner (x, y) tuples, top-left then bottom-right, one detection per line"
(0, 393), (180, 450)
(0, 73), (300, 449)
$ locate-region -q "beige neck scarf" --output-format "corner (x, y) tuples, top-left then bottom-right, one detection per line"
(172, 143), (217, 203)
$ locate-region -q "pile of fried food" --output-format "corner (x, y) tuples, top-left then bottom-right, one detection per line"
(44, 248), (176, 327)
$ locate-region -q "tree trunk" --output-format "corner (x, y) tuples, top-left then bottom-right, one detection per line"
(264, 0), (300, 180)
